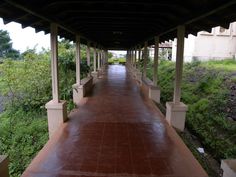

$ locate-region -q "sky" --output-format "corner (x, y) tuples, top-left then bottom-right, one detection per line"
(0, 18), (50, 52)
(0, 18), (126, 55)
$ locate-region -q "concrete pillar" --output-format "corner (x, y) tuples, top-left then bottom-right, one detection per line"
(149, 36), (161, 103)
(93, 47), (97, 72)
(101, 50), (104, 67)
(105, 50), (108, 64)
(45, 23), (67, 138)
(130, 49), (133, 67)
(174, 26), (185, 104)
(138, 46), (141, 67)
(153, 36), (159, 86)
(87, 41), (90, 66)
(129, 50), (131, 66)
(92, 46), (98, 79)
(75, 35), (81, 84)
(221, 159), (236, 177)
(50, 23), (59, 103)
(134, 48), (137, 68)
(143, 41), (148, 78)
(102, 50), (105, 68)
(166, 25), (187, 131)
(126, 50), (129, 65)
(73, 35), (83, 104)
(0, 156), (9, 177)
(98, 49), (101, 70)
(127, 50), (130, 68)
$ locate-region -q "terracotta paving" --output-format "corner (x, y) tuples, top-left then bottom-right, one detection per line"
(22, 65), (208, 177)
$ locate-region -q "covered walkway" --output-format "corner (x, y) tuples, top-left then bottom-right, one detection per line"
(22, 65), (207, 177)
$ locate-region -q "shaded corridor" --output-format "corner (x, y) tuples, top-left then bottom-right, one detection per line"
(22, 65), (207, 177)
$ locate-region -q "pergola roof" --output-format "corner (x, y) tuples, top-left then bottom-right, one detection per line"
(0, 0), (236, 49)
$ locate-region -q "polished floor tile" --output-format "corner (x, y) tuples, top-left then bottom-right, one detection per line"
(22, 65), (208, 177)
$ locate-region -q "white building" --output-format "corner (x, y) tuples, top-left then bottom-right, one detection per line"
(172, 22), (236, 62)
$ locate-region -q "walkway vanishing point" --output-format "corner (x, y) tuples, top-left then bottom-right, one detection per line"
(22, 65), (208, 177)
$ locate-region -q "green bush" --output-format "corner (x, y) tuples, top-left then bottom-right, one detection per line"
(118, 58), (126, 65)
(108, 58), (126, 65)
(0, 39), (91, 177)
(0, 110), (48, 177)
(0, 58), (51, 111)
(108, 58), (114, 64)
(156, 60), (236, 161)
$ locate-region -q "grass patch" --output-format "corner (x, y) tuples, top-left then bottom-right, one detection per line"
(108, 58), (126, 65)
(202, 59), (236, 71)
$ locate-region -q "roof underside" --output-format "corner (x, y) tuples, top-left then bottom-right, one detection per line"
(0, 0), (236, 50)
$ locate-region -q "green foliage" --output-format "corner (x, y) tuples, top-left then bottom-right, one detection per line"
(203, 58), (236, 71)
(158, 60), (175, 104)
(155, 59), (236, 161)
(0, 39), (91, 177)
(57, 39), (90, 101)
(108, 52), (113, 59)
(146, 60), (153, 81)
(108, 58), (126, 65)
(0, 110), (48, 177)
(118, 58), (126, 65)
(0, 57), (51, 111)
(0, 30), (20, 60)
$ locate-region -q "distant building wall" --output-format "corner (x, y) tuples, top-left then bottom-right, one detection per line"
(172, 22), (236, 62)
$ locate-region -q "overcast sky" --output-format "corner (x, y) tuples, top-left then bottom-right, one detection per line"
(0, 18), (126, 55)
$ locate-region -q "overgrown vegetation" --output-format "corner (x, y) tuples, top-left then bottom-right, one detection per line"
(1, 28), (236, 177)
(148, 59), (236, 164)
(0, 110), (48, 176)
(0, 36), (91, 176)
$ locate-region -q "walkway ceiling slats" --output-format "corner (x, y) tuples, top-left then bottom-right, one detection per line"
(0, 0), (236, 49)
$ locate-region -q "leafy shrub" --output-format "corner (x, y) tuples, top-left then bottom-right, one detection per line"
(0, 39), (92, 177)
(0, 58), (51, 111)
(108, 58), (114, 64)
(118, 58), (126, 65)
(156, 60), (236, 161)
(108, 58), (126, 65)
(0, 110), (48, 177)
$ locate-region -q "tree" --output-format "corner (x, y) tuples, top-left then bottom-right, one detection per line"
(0, 30), (20, 60)
(108, 52), (113, 59)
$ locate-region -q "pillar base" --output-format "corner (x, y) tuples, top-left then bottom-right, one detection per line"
(149, 85), (160, 103)
(45, 100), (67, 138)
(91, 71), (98, 79)
(0, 156), (9, 177)
(221, 159), (236, 177)
(166, 102), (188, 131)
(72, 83), (84, 104)
(135, 70), (142, 85)
(97, 69), (103, 78)
(72, 77), (93, 105)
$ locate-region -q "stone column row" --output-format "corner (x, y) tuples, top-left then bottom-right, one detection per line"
(91, 47), (107, 78)
(46, 23), (108, 138)
(127, 25), (187, 131)
(166, 25), (187, 131)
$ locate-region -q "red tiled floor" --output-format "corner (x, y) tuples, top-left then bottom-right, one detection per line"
(22, 65), (208, 177)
